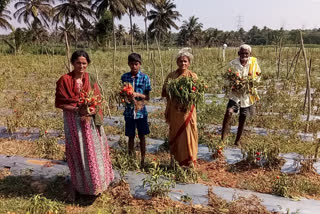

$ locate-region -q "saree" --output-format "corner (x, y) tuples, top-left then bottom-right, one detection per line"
(55, 71), (114, 195)
(162, 70), (198, 166)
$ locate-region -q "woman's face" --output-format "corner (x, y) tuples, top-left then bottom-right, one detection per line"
(177, 56), (190, 70)
(72, 56), (88, 74)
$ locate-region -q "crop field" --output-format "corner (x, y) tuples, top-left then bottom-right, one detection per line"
(0, 46), (320, 213)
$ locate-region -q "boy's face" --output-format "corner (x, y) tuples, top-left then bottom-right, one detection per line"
(128, 61), (141, 75)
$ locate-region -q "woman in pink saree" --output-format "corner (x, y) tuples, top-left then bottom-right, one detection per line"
(55, 50), (114, 200)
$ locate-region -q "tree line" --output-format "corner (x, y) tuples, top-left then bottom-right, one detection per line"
(0, 0), (319, 55)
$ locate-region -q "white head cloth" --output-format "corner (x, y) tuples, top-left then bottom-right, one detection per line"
(176, 47), (193, 61)
(239, 44), (252, 53)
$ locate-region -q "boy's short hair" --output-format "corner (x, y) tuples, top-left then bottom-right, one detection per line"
(128, 53), (142, 63)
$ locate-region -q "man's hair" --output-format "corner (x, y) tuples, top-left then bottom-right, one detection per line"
(239, 44), (252, 53)
(128, 53), (142, 63)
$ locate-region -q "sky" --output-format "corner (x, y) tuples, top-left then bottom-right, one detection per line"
(2, 0), (320, 34)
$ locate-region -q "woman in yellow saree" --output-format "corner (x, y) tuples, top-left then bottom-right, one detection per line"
(161, 48), (198, 166)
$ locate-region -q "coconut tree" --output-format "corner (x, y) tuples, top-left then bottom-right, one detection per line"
(0, 9), (13, 31)
(147, 0), (181, 45)
(13, 0), (53, 28)
(203, 28), (222, 47)
(178, 16), (203, 46)
(147, 0), (179, 85)
(4, 28), (28, 55)
(116, 24), (127, 46)
(53, 0), (93, 48)
(57, 20), (75, 42)
(129, 23), (143, 45)
(26, 19), (49, 43)
(0, 0), (10, 12)
(125, 0), (145, 52)
(94, 10), (113, 47)
(91, 0), (127, 73)
(141, 0), (159, 51)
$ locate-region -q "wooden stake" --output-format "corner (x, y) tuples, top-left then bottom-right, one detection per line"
(300, 31), (311, 132)
(64, 31), (71, 73)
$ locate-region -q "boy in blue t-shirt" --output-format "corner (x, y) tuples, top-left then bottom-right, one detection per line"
(121, 53), (151, 167)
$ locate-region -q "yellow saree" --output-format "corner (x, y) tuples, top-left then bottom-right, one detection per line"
(162, 70), (198, 166)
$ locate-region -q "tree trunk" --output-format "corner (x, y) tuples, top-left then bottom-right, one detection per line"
(64, 31), (71, 73)
(73, 18), (77, 49)
(144, 4), (149, 53)
(129, 11), (134, 52)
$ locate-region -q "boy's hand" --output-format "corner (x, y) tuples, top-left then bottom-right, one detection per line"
(133, 92), (139, 98)
(133, 92), (145, 99)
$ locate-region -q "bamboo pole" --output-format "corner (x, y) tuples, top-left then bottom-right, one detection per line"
(155, 37), (164, 86)
(303, 58), (312, 114)
(151, 51), (157, 90)
(286, 47), (301, 79)
(300, 31), (311, 132)
(276, 37), (282, 79)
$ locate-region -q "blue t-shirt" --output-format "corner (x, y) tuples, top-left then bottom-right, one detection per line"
(121, 71), (151, 119)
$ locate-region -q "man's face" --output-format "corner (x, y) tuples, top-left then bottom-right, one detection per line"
(238, 48), (251, 63)
(128, 61), (141, 74)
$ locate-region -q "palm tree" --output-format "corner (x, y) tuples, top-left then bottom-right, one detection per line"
(26, 20), (49, 43)
(93, 10), (113, 47)
(91, 0), (128, 74)
(0, 0), (10, 12)
(116, 24), (127, 46)
(147, 0), (181, 44)
(129, 23), (143, 45)
(4, 28), (28, 55)
(53, 0), (93, 47)
(13, 0), (53, 28)
(126, 0), (145, 52)
(141, 0), (159, 52)
(0, 9), (13, 31)
(203, 28), (222, 47)
(178, 16), (203, 46)
(57, 20), (75, 42)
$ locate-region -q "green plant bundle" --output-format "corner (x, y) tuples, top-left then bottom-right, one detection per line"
(166, 76), (207, 108)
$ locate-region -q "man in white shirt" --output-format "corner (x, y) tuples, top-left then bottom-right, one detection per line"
(221, 44), (261, 146)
